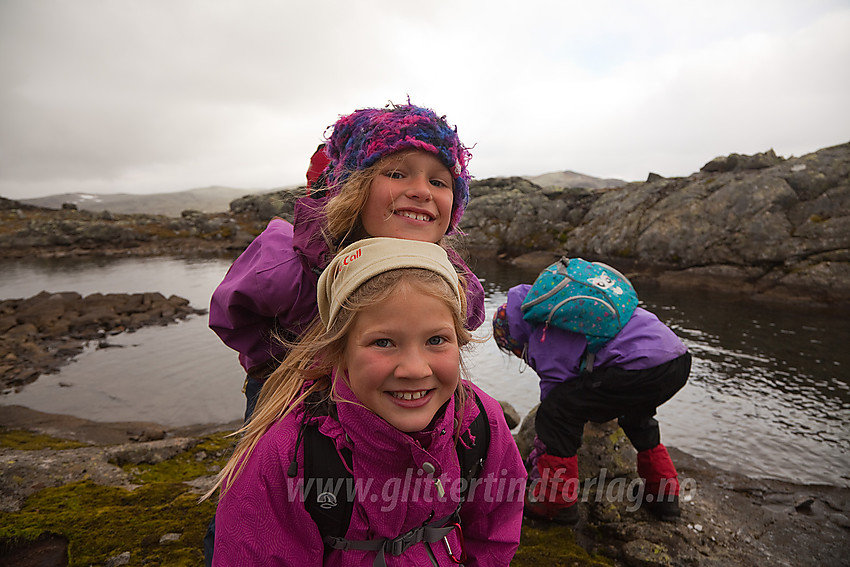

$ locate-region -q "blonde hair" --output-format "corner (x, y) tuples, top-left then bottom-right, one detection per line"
(202, 268), (473, 501)
(321, 151), (462, 251)
(322, 165), (376, 247)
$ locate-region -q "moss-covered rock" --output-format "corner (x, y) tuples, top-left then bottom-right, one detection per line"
(0, 429), (236, 566)
(3, 413), (850, 566)
(513, 521), (614, 566)
(0, 480), (214, 566)
(0, 427), (89, 451)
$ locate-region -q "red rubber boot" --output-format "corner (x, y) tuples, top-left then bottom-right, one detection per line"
(524, 453), (580, 525)
(637, 444), (680, 521)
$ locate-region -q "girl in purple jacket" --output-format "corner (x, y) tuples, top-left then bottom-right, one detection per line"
(209, 102), (486, 423)
(205, 238), (526, 566)
(493, 283), (691, 525)
(205, 104), (486, 564)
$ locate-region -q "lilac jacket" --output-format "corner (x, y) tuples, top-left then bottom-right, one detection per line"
(506, 284), (688, 400)
(209, 196), (487, 374)
(213, 380), (526, 566)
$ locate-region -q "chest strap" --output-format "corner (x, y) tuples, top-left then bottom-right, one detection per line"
(323, 511), (460, 567)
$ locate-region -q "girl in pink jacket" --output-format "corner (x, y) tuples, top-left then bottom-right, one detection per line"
(205, 103), (487, 565)
(205, 238), (526, 566)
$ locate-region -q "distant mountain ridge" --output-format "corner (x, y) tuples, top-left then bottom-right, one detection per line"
(16, 170), (621, 216)
(524, 170), (626, 189)
(19, 186), (267, 217)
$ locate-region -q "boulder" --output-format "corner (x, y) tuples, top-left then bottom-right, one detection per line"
(460, 177), (599, 257)
(700, 149), (784, 172)
(457, 142), (850, 305)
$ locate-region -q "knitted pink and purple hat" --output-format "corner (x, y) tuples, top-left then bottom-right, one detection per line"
(323, 103), (472, 231)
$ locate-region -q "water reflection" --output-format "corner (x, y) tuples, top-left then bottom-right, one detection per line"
(1, 256), (246, 426)
(470, 258), (850, 487)
(638, 286), (850, 487)
(1, 256), (848, 488)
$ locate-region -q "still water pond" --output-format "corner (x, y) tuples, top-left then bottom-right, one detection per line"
(1, 256), (848, 488)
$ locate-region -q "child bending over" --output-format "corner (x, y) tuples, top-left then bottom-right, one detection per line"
(493, 267), (690, 525)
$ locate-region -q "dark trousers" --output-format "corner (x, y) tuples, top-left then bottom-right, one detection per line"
(536, 353), (691, 458)
(203, 375), (265, 566)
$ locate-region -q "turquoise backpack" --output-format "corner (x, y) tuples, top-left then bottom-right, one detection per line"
(520, 257), (638, 370)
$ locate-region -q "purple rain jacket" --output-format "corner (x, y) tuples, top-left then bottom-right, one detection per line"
(209, 196), (487, 375)
(213, 380), (526, 566)
(506, 284), (689, 400)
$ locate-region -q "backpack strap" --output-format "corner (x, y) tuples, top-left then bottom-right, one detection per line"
(457, 389), (489, 503)
(580, 351), (596, 375)
(324, 512), (461, 567)
(302, 389), (491, 564)
(303, 424), (354, 539)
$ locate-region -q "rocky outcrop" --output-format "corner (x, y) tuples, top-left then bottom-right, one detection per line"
(0, 201), (256, 258)
(0, 291), (205, 391)
(700, 148), (784, 172)
(227, 188), (299, 223)
(460, 177), (600, 256)
(460, 143), (850, 306)
(2, 143), (848, 305)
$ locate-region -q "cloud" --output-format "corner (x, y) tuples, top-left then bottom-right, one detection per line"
(1, 0), (848, 199)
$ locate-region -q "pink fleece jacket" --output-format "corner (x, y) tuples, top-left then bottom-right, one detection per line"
(213, 380), (526, 566)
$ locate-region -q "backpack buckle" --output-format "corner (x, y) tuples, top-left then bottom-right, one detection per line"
(443, 523), (467, 564)
(388, 526), (422, 556)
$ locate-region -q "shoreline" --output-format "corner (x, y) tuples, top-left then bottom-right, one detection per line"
(4, 402), (848, 491)
(0, 404), (242, 446)
(2, 404), (849, 566)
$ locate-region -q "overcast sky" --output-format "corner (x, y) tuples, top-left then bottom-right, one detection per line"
(1, 0), (848, 200)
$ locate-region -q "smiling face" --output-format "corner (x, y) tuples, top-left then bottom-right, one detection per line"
(341, 280), (460, 433)
(359, 150), (454, 242)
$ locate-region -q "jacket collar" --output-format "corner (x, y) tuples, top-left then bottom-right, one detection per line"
(311, 375), (481, 477)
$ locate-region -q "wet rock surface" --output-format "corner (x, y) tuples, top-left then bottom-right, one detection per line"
(0, 291), (206, 392)
(516, 417), (849, 566)
(1, 408), (847, 566)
